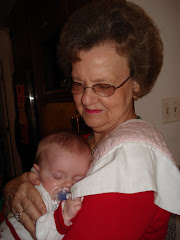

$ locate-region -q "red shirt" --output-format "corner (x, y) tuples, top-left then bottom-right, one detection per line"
(55, 191), (171, 240)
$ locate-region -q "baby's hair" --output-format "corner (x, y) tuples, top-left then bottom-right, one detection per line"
(35, 131), (91, 164)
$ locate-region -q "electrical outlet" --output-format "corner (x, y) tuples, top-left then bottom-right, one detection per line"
(161, 97), (180, 123)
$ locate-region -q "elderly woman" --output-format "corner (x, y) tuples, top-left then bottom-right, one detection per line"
(3, 0), (180, 239)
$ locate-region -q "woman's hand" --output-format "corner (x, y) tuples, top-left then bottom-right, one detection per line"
(3, 172), (47, 239)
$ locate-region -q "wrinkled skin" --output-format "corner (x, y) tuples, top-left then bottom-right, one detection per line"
(3, 172), (47, 239)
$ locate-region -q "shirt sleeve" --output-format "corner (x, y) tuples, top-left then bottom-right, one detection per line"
(62, 191), (171, 240)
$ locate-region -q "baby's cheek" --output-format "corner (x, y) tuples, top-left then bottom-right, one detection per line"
(42, 178), (58, 195)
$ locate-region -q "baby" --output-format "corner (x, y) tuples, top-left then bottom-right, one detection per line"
(0, 131), (92, 240)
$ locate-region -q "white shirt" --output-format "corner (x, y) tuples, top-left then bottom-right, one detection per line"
(71, 119), (180, 215)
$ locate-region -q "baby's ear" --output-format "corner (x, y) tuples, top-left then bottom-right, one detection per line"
(33, 163), (40, 173)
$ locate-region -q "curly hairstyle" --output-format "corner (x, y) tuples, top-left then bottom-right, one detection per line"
(58, 0), (163, 98)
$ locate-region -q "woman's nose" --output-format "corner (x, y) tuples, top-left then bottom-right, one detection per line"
(81, 88), (98, 105)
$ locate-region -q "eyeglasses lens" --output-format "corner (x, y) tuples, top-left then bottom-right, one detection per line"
(71, 83), (84, 95)
(93, 84), (115, 97)
(71, 82), (115, 97)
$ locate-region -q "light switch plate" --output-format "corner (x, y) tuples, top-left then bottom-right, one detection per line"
(161, 97), (180, 123)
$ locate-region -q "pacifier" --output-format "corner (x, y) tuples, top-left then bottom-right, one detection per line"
(51, 187), (71, 209)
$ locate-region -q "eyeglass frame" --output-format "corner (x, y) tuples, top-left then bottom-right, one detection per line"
(64, 71), (134, 97)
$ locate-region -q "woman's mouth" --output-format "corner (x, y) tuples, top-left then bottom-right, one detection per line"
(85, 108), (102, 114)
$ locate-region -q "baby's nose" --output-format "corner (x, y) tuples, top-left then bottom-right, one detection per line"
(64, 180), (73, 188)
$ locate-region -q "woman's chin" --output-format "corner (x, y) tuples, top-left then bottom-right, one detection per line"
(84, 119), (108, 131)
(83, 119), (101, 129)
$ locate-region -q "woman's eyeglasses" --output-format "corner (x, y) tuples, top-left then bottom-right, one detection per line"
(64, 72), (134, 97)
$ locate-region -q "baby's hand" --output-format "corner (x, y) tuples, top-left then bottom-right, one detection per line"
(62, 197), (82, 225)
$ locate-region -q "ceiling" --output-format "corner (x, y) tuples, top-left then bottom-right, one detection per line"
(0, 0), (16, 27)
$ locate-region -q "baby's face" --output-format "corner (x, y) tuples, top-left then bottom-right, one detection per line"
(36, 147), (92, 198)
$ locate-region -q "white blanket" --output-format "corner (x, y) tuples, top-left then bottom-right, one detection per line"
(71, 119), (180, 215)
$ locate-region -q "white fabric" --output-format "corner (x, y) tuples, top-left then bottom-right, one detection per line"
(0, 213), (33, 240)
(71, 119), (180, 215)
(0, 183), (64, 240)
(35, 183), (64, 240)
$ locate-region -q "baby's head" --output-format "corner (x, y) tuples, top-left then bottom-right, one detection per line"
(34, 131), (92, 197)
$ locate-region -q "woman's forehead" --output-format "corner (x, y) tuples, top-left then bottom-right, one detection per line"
(72, 44), (129, 80)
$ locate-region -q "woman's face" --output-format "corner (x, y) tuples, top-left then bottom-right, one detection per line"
(72, 43), (139, 134)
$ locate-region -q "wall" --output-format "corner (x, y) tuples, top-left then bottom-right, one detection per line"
(130, 0), (180, 238)
(131, 0), (180, 166)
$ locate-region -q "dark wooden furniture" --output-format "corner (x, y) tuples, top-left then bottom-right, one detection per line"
(9, 0), (92, 170)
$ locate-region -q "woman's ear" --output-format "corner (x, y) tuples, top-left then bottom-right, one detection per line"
(33, 163), (40, 173)
(132, 80), (140, 99)
(133, 80), (140, 93)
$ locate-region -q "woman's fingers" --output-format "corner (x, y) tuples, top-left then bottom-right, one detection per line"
(26, 171), (41, 185)
(11, 180), (47, 217)
(10, 185), (44, 239)
(25, 188), (47, 218)
(20, 212), (37, 239)
(4, 172), (46, 216)
(12, 194), (42, 222)
(3, 172), (47, 238)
